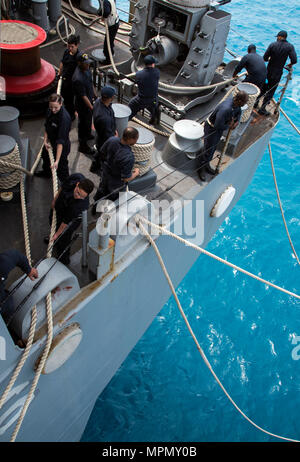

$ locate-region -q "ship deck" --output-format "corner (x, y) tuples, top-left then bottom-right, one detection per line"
(0, 13), (278, 290)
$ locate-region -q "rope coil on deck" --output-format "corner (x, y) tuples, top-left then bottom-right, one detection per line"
(132, 137), (155, 176)
(0, 144), (22, 189)
(233, 83), (260, 122)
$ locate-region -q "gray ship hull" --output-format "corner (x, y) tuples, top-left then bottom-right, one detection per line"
(0, 124), (275, 442)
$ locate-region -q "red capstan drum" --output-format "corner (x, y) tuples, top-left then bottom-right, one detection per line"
(0, 20), (55, 95)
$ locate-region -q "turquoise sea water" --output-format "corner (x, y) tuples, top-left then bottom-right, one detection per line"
(82, 0), (300, 442)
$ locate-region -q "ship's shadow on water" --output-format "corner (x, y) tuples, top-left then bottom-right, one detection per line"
(82, 0), (300, 443)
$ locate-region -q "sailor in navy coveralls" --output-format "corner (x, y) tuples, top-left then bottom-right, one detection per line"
(48, 173), (94, 264)
(97, 0), (120, 65)
(198, 91), (249, 181)
(128, 55), (160, 124)
(35, 94), (71, 183)
(93, 127), (140, 210)
(233, 44), (267, 104)
(72, 52), (97, 155)
(259, 30), (297, 115)
(59, 34), (80, 120)
(90, 85), (117, 174)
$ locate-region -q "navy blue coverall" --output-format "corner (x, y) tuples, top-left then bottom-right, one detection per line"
(51, 173), (90, 264)
(200, 97), (242, 167)
(261, 39), (297, 108)
(60, 48), (80, 119)
(72, 67), (94, 144)
(91, 99), (117, 172)
(41, 106), (71, 183)
(234, 51), (267, 92)
(128, 67), (160, 121)
(93, 136), (135, 202)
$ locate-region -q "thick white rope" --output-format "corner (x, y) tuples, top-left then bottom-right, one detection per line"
(104, 18), (119, 76)
(0, 175), (37, 414)
(132, 116), (171, 137)
(67, 0), (101, 28)
(62, 0), (131, 34)
(61, 4), (130, 47)
(268, 143), (300, 265)
(30, 144), (44, 175)
(136, 216), (300, 301)
(3, 79), (61, 440)
(0, 159), (33, 178)
(279, 106), (300, 135)
(40, 16), (76, 48)
(136, 218), (300, 442)
(10, 146), (57, 442)
(157, 72), (246, 93)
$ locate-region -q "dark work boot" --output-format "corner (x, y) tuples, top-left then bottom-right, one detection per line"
(90, 158), (101, 174)
(78, 143), (94, 155)
(198, 167), (206, 182)
(206, 164), (217, 175)
(258, 105), (270, 116)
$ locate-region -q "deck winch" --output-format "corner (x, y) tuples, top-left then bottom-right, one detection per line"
(0, 20), (56, 115)
(130, 0), (231, 91)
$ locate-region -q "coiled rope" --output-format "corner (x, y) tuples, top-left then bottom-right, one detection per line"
(61, 1), (130, 47)
(40, 15), (76, 49)
(0, 144), (29, 189)
(63, 0), (131, 34)
(136, 217), (300, 442)
(132, 137), (155, 176)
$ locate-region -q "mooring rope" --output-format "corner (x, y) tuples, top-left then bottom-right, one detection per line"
(279, 106), (300, 135)
(136, 215), (300, 301)
(9, 146), (57, 442)
(0, 85), (60, 440)
(136, 218), (300, 442)
(0, 172), (38, 415)
(268, 143), (300, 265)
